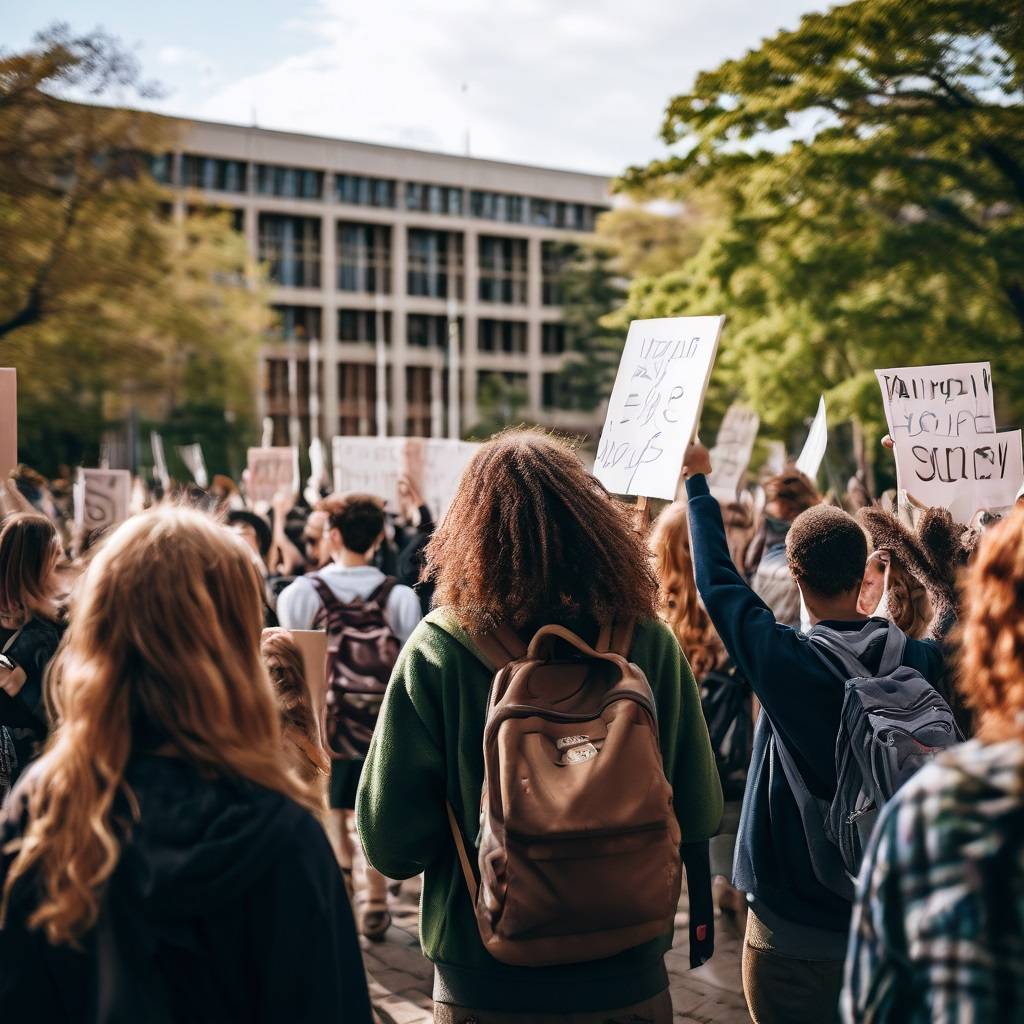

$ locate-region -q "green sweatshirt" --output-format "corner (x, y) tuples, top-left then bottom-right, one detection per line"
(356, 609), (723, 1013)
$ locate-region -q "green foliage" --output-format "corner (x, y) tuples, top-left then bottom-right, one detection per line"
(619, 0), (1024, 442)
(0, 25), (270, 475)
(468, 372), (530, 439)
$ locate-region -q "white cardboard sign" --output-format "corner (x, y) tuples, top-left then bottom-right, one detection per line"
(331, 437), (479, 519)
(594, 316), (724, 500)
(707, 403), (759, 500)
(894, 428), (1024, 524)
(150, 432), (170, 491)
(75, 468), (131, 531)
(0, 369), (16, 481)
(795, 395), (828, 480)
(177, 443), (208, 489)
(876, 362), (995, 441)
(247, 447), (299, 504)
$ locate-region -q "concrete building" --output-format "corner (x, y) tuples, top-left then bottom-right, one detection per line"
(158, 118), (611, 445)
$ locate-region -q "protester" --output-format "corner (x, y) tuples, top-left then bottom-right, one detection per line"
(844, 506), (1024, 1022)
(683, 440), (952, 1024)
(0, 512), (65, 791)
(649, 501), (748, 917)
(357, 430), (723, 1023)
(260, 626), (331, 799)
(277, 493), (422, 940)
(0, 505), (371, 1023)
(744, 469), (820, 628)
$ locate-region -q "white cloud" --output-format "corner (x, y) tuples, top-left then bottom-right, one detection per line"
(177, 0), (819, 174)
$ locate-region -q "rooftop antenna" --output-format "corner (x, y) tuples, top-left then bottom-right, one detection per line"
(251, 105), (258, 128)
(462, 81), (470, 157)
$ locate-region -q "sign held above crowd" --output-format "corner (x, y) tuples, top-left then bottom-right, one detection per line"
(876, 362), (995, 441)
(795, 395), (828, 481)
(74, 468), (131, 531)
(707, 403), (759, 500)
(594, 316), (724, 501)
(247, 447), (300, 504)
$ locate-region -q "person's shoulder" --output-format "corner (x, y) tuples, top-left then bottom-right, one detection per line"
(386, 580), (419, 605)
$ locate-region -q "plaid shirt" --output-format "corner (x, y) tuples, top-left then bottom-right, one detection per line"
(843, 738), (1024, 1023)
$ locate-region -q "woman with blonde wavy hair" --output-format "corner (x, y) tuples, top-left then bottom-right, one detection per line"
(845, 505), (1024, 1022)
(0, 506), (370, 1024)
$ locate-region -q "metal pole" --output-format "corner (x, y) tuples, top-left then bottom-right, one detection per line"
(375, 293), (388, 438)
(447, 295), (461, 440)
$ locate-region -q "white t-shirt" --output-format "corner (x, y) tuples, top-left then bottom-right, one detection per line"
(276, 564), (423, 644)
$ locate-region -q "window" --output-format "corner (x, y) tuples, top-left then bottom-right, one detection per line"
(258, 215), (321, 288)
(338, 309), (391, 344)
(542, 372), (572, 410)
(335, 174), (396, 208)
(337, 362), (389, 435)
(407, 314), (448, 349)
(181, 155), (248, 193)
(407, 230), (464, 299)
(478, 236), (528, 304)
(470, 190), (527, 224)
(337, 223), (392, 293)
(255, 164), (323, 199)
(272, 306), (322, 341)
(541, 241), (577, 306)
(149, 153), (174, 185)
(405, 366), (434, 437)
(478, 319), (527, 354)
(542, 322), (566, 354)
(405, 182), (463, 216)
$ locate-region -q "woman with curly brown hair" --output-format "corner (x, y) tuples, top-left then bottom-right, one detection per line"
(357, 429), (722, 1023)
(0, 506), (371, 1023)
(845, 505), (1024, 1023)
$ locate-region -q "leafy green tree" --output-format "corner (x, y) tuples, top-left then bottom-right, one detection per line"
(620, 0), (1024, 443)
(468, 371), (530, 439)
(0, 25), (270, 475)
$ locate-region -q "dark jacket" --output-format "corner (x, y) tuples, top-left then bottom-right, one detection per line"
(0, 616), (64, 780)
(0, 754), (371, 1024)
(686, 474), (946, 948)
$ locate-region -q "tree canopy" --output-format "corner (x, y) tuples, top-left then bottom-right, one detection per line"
(0, 26), (269, 474)
(619, 0), (1024, 442)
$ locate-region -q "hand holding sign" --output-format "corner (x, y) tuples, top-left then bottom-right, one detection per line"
(593, 316), (724, 500)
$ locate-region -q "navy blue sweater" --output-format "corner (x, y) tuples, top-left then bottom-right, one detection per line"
(686, 475), (945, 941)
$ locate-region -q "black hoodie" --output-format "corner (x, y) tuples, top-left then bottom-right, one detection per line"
(0, 754), (372, 1024)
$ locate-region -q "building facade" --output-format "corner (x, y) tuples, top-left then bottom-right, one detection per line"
(160, 118), (611, 445)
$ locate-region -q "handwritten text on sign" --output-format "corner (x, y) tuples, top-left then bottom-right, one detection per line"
(707, 403), (759, 500)
(894, 428), (1023, 523)
(75, 469), (131, 531)
(247, 447), (299, 504)
(875, 362), (995, 440)
(594, 316), (724, 500)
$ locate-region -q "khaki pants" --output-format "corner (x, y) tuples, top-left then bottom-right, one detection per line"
(433, 990), (672, 1024)
(742, 914), (842, 1024)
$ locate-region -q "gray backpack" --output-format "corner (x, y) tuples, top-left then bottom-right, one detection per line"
(772, 621), (959, 900)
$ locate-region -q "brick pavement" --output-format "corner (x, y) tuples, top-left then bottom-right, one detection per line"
(359, 878), (750, 1024)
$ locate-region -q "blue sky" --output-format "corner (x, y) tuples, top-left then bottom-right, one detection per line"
(4, 0), (823, 174)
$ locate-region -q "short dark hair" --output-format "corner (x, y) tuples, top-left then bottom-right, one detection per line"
(226, 510), (272, 559)
(329, 494), (385, 554)
(786, 505), (867, 598)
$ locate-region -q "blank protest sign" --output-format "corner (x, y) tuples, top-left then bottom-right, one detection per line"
(707, 403), (759, 500)
(0, 368), (15, 481)
(894, 428), (1023, 523)
(247, 447), (299, 504)
(795, 395), (828, 481)
(876, 362), (995, 440)
(594, 316), (724, 500)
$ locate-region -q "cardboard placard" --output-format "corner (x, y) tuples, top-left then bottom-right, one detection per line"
(247, 446), (300, 504)
(707, 403), (759, 500)
(594, 316), (724, 500)
(0, 369), (16, 481)
(177, 443), (208, 489)
(795, 395), (828, 481)
(75, 468), (131, 531)
(331, 437), (479, 519)
(288, 629), (328, 750)
(894, 428), (1024, 525)
(876, 362), (995, 441)
(150, 431), (170, 491)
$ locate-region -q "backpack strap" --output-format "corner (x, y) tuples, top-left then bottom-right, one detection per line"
(473, 625), (528, 672)
(309, 576), (342, 614)
(877, 623), (908, 677)
(808, 620), (904, 681)
(596, 617), (636, 659)
(368, 576), (398, 608)
(446, 802), (480, 903)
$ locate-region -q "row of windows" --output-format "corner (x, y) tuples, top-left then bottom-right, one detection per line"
(257, 215), (576, 303)
(264, 361), (572, 427)
(272, 304), (567, 354)
(168, 154), (606, 230)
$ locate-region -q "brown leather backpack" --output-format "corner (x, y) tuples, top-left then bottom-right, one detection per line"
(447, 619), (682, 967)
(311, 576), (399, 760)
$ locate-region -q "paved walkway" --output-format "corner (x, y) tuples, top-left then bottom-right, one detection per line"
(359, 878), (750, 1024)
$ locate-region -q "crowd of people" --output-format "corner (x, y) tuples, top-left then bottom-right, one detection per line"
(0, 426), (1021, 1023)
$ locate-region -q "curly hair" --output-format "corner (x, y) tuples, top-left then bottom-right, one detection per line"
(786, 505), (868, 597)
(958, 506), (1024, 742)
(425, 429), (657, 634)
(648, 502), (726, 678)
